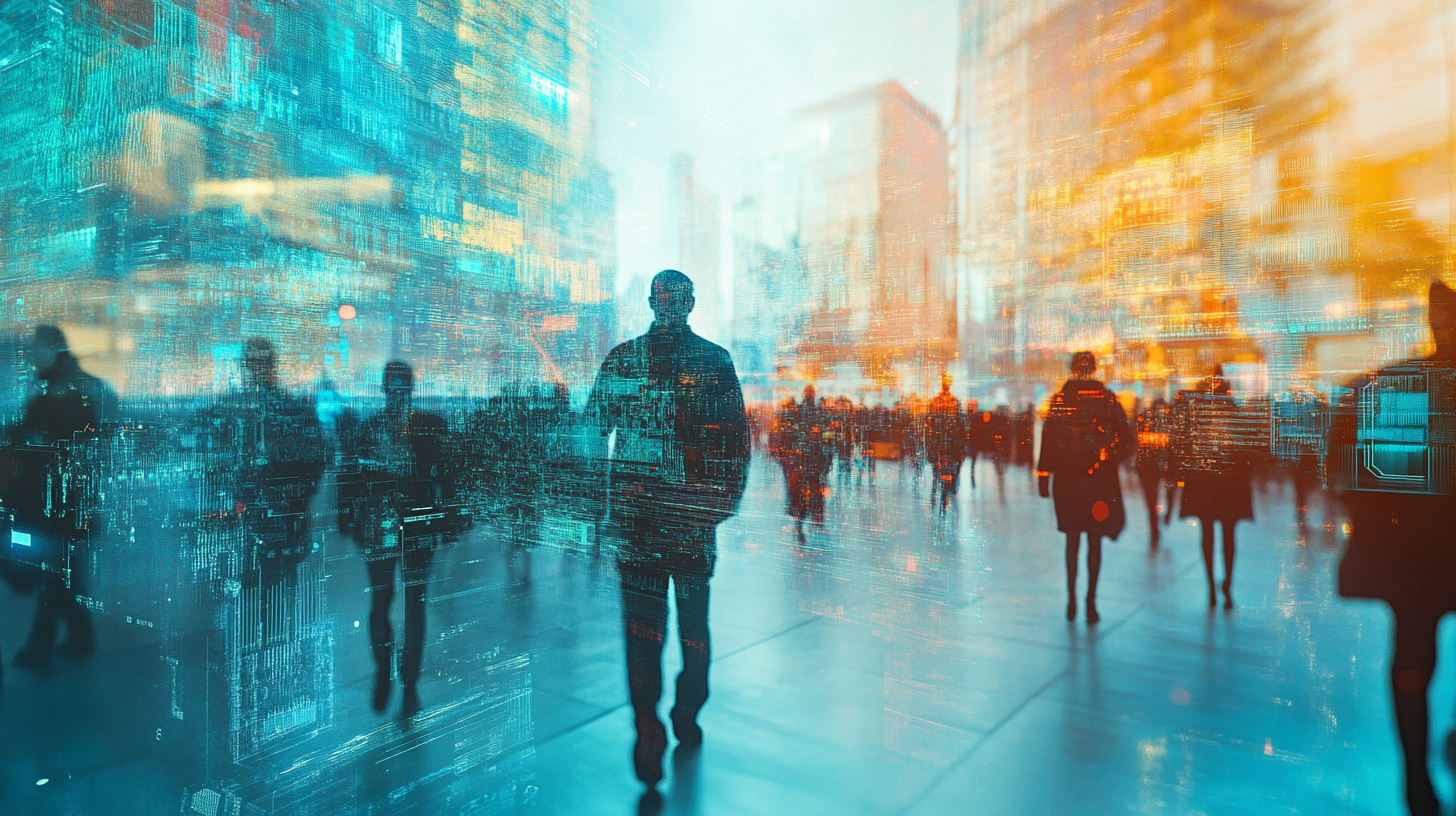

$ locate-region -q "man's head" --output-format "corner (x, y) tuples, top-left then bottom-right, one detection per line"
(648, 269), (695, 325)
(242, 337), (278, 390)
(1070, 351), (1097, 378)
(1431, 281), (1456, 358)
(383, 360), (413, 413)
(28, 325), (68, 375)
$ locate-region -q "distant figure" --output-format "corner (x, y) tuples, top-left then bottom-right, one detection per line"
(780, 385), (831, 527)
(1012, 404), (1036, 469)
(924, 375), (968, 511)
(6, 326), (107, 671)
(586, 270), (750, 788)
(1037, 352), (1130, 624)
(1331, 281), (1456, 816)
(1179, 365), (1253, 609)
(1135, 397), (1172, 550)
(227, 339), (326, 616)
(342, 362), (452, 721)
(23, 324), (119, 420)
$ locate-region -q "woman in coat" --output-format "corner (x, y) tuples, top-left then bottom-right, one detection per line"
(1177, 366), (1255, 609)
(1037, 352), (1131, 624)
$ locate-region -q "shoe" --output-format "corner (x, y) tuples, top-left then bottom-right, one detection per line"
(56, 634), (95, 661)
(1207, 591), (1217, 609)
(1085, 600), (1100, 625)
(400, 685), (421, 720)
(1065, 598), (1077, 621)
(1223, 586), (1235, 610)
(670, 709), (702, 746)
(12, 645), (50, 673)
(372, 670), (391, 714)
(633, 716), (667, 787)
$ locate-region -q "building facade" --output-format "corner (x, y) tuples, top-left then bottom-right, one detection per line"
(0, 0), (615, 399)
(735, 81), (954, 396)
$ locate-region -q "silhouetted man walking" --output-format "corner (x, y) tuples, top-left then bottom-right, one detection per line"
(8, 325), (109, 671)
(586, 270), (750, 788)
(340, 362), (453, 722)
(1332, 281), (1456, 816)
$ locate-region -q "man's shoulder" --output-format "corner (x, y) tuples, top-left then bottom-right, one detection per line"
(683, 331), (735, 368)
(409, 410), (447, 433)
(602, 336), (647, 366)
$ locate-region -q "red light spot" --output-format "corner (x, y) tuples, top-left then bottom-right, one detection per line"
(338, 304), (357, 321)
(1092, 501), (1110, 522)
(235, 502), (245, 515)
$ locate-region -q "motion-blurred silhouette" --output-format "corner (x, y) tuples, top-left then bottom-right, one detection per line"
(586, 270), (750, 788)
(1038, 352), (1130, 624)
(1177, 366), (1254, 609)
(924, 375), (968, 511)
(4, 325), (108, 672)
(1331, 281), (1456, 816)
(339, 362), (454, 721)
(773, 385), (831, 527)
(1134, 397), (1172, 550)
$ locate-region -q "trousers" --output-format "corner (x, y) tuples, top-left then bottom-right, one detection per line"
(366, 541), (436, 687)
(619, 563), (711, 725)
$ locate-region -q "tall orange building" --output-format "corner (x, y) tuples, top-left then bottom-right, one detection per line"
(736, 81), (955, 393)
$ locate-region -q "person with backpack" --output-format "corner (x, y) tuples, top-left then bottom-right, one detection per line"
(1037, 351), (1131, 624)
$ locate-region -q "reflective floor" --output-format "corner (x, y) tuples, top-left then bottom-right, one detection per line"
(0, 457), (1429, 815)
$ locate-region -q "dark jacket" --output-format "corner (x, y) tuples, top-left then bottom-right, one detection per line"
(5, 379), (99, 551)
(1176, 377), (1255, 523)
(343, 409), (452, 555)
(586, 321), (749, 566)
(1037, 379), (1130, 538)
(1332, 358), (1456, 609)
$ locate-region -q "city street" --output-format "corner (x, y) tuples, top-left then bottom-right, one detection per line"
(0, 455), (1421, 814)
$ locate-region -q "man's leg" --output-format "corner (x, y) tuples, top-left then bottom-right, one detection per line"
(58, 542), (95, 659)
(15, 578), (61, 670)
(620, 562), (669, 785)
(1140, 470), (1160, 549)
(1390, 606), (1442, 816)
(670, 572), (711, 745)
(365, 556), (396, 713)
(399, 543), (435, 718)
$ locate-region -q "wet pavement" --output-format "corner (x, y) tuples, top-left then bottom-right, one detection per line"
(0, 456), (1426, 815)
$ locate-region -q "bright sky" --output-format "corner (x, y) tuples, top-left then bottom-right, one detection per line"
(591, 0), (960, 318)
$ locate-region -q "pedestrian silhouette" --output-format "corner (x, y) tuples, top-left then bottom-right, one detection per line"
(924, 375), (967, 511)
(1135, 397), (1172, 550)
(777, 385), (831, 527)
(4, 325), (106, 672)
(212, 338), (327, 637)
(1176, 365), (1254, 609)
(340, 362), (453, 721)
(1330, 280), (1456, 816)
(1037, 351), (1130, 624)
(585, 269), (750, 788)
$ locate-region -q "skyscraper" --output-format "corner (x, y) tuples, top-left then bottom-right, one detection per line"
(738, 81), (953, 393)
(0, 0), (616, 397)
(664, 153), (723, 342)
